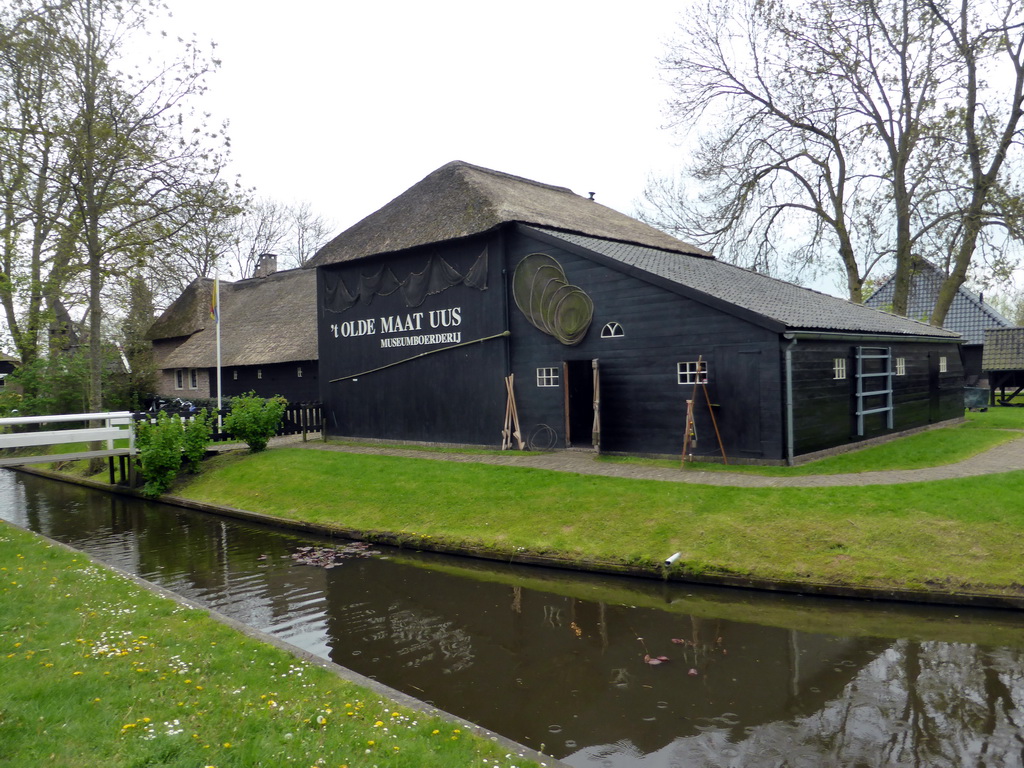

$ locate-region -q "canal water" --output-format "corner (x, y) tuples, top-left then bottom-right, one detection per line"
(2, 469), (1023, 767)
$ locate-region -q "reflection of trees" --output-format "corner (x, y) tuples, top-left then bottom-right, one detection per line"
(572, 641), (1024, 767)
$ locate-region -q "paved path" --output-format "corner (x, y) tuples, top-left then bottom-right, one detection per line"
(273, 431), (1024, 488)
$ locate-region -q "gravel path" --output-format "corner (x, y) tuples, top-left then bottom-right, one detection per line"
(267, 431), (1024, 487)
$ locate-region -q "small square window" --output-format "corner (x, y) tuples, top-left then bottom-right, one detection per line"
(895, 358), (906, 376)
(537, 367), (560, 387)
(833, 358), (847, 380)
(939, 356), (947, 373)
(677, 360), (708, 385)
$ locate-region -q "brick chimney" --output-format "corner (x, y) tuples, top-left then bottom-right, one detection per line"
(254, 253), (278, 278)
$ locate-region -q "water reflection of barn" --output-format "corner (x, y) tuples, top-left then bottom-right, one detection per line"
(310, 161), (964, 462)
(319, 553), (885, 759)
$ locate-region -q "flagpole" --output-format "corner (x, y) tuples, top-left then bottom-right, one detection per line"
(214, 273), (222, 430)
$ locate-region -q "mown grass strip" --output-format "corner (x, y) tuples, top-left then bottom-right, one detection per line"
(0, 522), (543, 768)
(177, 446), (1024, 598)
(604, 412), (1024, 475)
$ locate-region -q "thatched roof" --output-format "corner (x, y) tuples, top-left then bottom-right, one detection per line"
(152, 268), (317, 368)
(308, 161), (711, 267)
(147, 278), (214, 341)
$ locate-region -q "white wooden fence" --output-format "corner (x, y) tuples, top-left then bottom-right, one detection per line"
(0, 411), (135, 469)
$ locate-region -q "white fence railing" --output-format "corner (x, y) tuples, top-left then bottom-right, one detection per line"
(0, 411), (135, 468)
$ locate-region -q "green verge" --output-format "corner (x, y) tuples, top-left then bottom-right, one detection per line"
(602, 411), (1024, 475)
(175, 444), (1024, 599)
(0, 523), (542, 768)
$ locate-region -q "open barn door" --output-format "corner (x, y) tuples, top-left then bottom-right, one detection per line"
(563, 358), (599, 450)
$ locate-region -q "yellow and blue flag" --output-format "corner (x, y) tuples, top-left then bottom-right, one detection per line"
(210, 277), (219, 323)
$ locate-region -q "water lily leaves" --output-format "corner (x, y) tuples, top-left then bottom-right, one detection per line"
(290, 543), (381, 568)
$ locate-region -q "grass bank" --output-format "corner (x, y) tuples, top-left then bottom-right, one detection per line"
(28, 408), (1024, 602)
(603, 411), (1021, 475)
(0, 522), (544, 768)
(172, 424), (1024, 601)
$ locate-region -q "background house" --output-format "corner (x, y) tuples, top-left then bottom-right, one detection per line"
(148, 257), (318, 404)
(981, 327), (1024, 404)
(0, 353), (17, 391)
(310, 161), (963, 463)
(865, 259), (1013, 384)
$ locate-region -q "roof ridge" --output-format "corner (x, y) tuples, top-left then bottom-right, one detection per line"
(451, 160), (574, 196)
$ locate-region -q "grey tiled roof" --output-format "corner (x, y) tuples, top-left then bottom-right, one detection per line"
(864, 260), (1012, 344)
(982, 328), (1024, 371)
(536, 228), (960, 338)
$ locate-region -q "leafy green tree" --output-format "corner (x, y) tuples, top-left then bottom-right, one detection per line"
(0, 0), (233, 417)
(223, 392), (287, 453)
(0, 0), (79, 375)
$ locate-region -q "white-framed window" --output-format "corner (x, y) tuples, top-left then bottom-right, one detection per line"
(833, 358), (847, 380)
(297, 366), (303, 378)
(677, 360), (708, 385)
(537, 367), (560, 387)
(939, 356), (948, 373)
(174, 369), (184, 390)
(601, 321), (624, 338)
(895, 357), (906, 376)
(257, 368), (263, 380)
(189, 368), (198, 389)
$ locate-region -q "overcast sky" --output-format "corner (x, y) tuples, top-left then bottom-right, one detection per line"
(164, 0), (689, 237)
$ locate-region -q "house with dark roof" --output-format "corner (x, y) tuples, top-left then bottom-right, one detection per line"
(981, 327), (1024, 403)
(148, 257), (319, 404)
(310, 161), (964, 463)
(864, 259), (1013, 383)
(0, 353), (17, 390)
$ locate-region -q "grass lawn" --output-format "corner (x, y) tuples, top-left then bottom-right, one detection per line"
(175, 434), (1024, 599)
(45, 406), (1024, 601)
(0, 522), (542, 768)
(603, 409), (1024, 475)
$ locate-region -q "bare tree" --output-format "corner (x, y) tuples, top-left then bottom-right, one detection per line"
(225, 197), (334, 277)
(925, 0), (1024, 325)
(650, 0), (1024, 321)
(225, 196), (290, 278)
(287, 200), (334, 268)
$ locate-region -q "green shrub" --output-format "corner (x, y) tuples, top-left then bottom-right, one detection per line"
(181, 409), (213, 472)
(136, 412), (184, 497)
(223, 391), (287, 452)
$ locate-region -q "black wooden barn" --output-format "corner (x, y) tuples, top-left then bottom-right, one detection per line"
(310, 162), (964, 463)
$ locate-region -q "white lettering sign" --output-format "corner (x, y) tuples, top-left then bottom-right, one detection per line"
(332, 306), (463, 349)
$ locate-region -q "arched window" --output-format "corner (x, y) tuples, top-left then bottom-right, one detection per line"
(601, 321), (624, 338)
